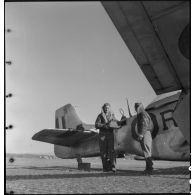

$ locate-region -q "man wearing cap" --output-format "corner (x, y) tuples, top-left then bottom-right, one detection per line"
(95, 103), (126, 172)
(134, 102), (154, 174)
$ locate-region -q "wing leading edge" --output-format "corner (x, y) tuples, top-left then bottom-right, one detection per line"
(32, 129), (98, 147)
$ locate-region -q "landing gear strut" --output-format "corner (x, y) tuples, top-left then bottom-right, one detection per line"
(76, 157), (83, 164)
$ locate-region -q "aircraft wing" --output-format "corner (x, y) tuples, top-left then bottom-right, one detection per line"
(101, 1), (190, 95)
(32, 129), (98, 147)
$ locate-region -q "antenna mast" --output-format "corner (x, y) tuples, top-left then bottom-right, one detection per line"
(126, 98), (132, 117)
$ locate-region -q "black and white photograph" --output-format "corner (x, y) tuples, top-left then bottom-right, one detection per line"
(5, 1), (190, 194)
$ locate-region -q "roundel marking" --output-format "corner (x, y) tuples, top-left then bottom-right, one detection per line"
(178, 23), (190, 60)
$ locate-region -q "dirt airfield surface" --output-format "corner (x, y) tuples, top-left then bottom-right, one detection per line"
(6, 156), (190, 194)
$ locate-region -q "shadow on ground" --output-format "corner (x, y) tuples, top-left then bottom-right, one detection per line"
(6, 166), (190, 181)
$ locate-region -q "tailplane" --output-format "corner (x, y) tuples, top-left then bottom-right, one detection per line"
(55, 104), (82, 129)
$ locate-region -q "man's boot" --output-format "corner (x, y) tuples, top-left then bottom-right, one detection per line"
(106, 159), (113, 172)
(144, 157), (153, 174)
(102, 155), (109, 172)
(106, 159), (116, 173)
(111, 165), (117, 173)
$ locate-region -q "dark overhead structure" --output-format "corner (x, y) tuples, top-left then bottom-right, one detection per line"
(101, 1), (190, 95)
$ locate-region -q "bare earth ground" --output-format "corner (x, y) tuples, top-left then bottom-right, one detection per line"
(6, 156), (190, 194)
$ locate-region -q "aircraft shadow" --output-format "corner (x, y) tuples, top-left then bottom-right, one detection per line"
(6, 166), (190, 181)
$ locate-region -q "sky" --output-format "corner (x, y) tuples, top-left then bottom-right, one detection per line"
(5, 1), (157, 154)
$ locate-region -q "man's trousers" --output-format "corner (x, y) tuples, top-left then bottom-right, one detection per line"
(99, 132), (116, 171)
(140, 130), (152, 158)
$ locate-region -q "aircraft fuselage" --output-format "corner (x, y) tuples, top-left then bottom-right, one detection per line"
(54, 94), (190, 161)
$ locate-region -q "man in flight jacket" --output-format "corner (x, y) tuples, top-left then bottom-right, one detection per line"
(95, 103), (126, 172)
(134, 102), (154, 174)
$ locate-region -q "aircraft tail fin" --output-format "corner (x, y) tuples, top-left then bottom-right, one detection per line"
(55, 104), (82, 129)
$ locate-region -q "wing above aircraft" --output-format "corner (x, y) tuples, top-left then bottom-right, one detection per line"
(32, 129), (98, 147)
(101, 1), (190, 94)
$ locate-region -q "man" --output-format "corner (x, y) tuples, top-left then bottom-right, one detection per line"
(134, 102), (154, 174)
(95, 103), (126, 172)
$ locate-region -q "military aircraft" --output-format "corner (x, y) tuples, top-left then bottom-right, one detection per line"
(32, 1), (190, 164)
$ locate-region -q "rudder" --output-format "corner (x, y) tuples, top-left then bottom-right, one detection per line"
(55, 104), (82, 129)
